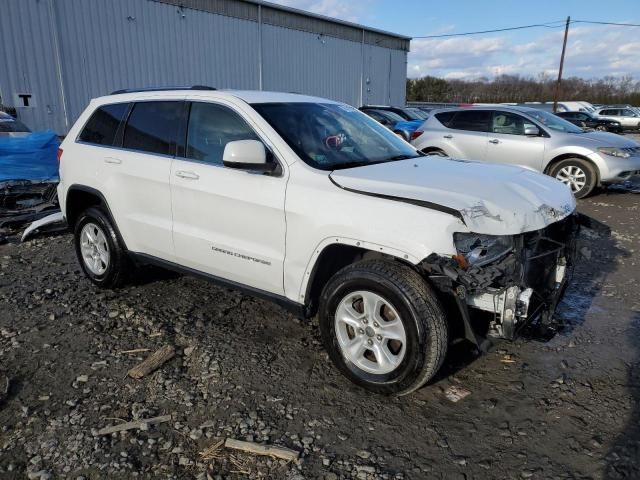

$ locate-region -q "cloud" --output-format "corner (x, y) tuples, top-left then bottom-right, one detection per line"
(408, 24), (640, 80)
(267, 0), (367, 23)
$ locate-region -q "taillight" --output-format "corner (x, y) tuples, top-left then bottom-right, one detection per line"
(57, 148), (63, 163)
(410, 130), (423, 141)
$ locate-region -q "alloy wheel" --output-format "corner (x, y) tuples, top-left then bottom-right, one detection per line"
(334, 290), (407, 374)
(80, 222), (110, 275)
(555, 165), (587, 194)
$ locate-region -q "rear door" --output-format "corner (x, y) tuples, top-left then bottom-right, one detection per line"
(439, 110), (490, 160)
(100, 98), (184, 260)
(170, 99), (287, 294)
(487, 111), (545, 170)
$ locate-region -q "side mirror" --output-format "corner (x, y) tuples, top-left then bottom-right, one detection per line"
(524, 126), (540, 136)
(223, 140), (276, 173)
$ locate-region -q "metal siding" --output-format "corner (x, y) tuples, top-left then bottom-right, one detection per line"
(389, 49), (407, 106)
(54, 0), (259, 128)
(0, 0), (407, 133)
(364, 44), (390, 106)
(261, 24), (361, 105)
(0, 0), (68, 134)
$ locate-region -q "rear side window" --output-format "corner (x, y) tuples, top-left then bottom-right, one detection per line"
(78, 103), (128, 145)
(434, 111), (455, 126)
(448, 111), (490, 132)
(185, 102), (259, 166)
(123, 101), (183, 155)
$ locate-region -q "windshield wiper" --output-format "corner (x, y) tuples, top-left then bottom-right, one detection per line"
(386, 154), (421, 161)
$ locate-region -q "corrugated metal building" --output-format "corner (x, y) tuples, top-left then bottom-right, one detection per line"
(0, 0), (410, 135)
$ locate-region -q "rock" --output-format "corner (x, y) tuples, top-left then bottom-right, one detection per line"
(76, 375), (89, 383)
(356, 450), (371, 459)
(184, 346), (196, 357)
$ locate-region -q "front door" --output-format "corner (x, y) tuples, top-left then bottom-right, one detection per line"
(170, 101), (287, 295)
(487, 111), (545, 170)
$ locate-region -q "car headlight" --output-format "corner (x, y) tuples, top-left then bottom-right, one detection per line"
(598, 147), (630, 158)
(453, 233), (514, 268)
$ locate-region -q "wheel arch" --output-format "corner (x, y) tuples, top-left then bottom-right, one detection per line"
(65, 185), (128, 250)
(302, 241), (418, 317)
(420, 146), (447, 156)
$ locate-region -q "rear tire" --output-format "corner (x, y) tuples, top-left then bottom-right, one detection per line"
(74, 207), (130, 288)
(319, 259), (448, 395)
(549, 158), (597, 199)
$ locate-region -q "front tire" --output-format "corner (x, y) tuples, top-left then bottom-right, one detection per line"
(549, 158), (597, 199)
(319, 259), (448, 395)
(74, 207), (130, 288)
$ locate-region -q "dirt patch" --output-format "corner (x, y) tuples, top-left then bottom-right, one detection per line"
(1, 179), (639, 479)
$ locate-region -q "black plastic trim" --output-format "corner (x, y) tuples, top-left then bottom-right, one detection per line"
(65, 184), (129, 250)
(129, 252), (308, 318)
(110, 85), (216, 95)
(328, 175), (465, 223)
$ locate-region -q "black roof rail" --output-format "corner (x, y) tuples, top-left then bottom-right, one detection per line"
(110, 85), (217, 95)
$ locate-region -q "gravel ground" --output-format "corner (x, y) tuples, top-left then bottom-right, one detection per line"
(0, 178), (639, 480)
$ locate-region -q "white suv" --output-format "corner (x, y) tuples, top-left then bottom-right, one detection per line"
(58, 88), (579, 395)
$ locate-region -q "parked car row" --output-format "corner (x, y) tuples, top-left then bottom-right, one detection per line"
(364, 103), (640, 199)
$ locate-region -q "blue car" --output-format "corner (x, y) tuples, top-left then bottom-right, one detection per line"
(361, 108), (425, 141)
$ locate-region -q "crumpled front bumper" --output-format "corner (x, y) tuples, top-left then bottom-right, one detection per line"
(421, 213), (580, 342)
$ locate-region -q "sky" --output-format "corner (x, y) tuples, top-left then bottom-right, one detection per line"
(269, 0), (640, 80)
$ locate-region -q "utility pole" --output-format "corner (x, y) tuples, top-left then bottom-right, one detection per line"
(552, 16), (571, 113)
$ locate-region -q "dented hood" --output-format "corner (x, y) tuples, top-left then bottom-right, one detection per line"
(330, 157), (576, 235)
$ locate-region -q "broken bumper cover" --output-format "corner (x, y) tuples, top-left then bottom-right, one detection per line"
(422, 213), (579, 341)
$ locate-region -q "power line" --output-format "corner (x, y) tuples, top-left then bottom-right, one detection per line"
(414, 18), (640, 39)
(574, 20), (640, 27)
(413, 20), (567, 39)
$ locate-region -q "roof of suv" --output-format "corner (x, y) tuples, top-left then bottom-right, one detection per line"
(428, 105), (549, 116)
(98, 89), (340, 105)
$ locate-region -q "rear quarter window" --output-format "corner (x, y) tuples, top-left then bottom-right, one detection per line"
(78, 103), (129, 145)
(434, 111), (455, 126)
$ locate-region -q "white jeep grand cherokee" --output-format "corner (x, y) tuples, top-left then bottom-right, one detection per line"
(58, 87), (579, 395)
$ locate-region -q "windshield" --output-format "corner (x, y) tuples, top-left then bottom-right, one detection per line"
(405, 107), (429, 120)
(526, 109), (584, 133)
(252, 103), (420, 171)
(0, 113), (30, 133)
(374, 110), (405, 123)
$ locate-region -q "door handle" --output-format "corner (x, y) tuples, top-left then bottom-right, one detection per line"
(104, 157), (122, 164)
(175, 170), (199, 180)
(443, 134), (453, 139)
(489, 139), (500, 144)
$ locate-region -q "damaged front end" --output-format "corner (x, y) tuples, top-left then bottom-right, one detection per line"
(421, 214), (580, 343)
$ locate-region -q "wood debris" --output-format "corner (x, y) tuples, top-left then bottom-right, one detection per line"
(96, 414), (171, 436)
(224, 438), (299, 463)
(127, 345), (175, 379)
(199, 439), (225, 461)
(119, 348), (151, 355)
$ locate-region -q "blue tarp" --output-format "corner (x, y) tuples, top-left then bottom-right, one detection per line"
(0, 130), (60, 183)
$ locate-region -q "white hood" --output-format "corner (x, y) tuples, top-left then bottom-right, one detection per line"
(330, 157), (576, 235)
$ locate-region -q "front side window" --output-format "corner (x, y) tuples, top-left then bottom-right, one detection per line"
(252, 103), (420, 171)
(492, 112), (528, 135)
(525, 109), (583, 133)
(186, 102), (259, 165)
(448, 110), (490, 132)
(123, 101), (183, 155)
(78, 103), (129, 146)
